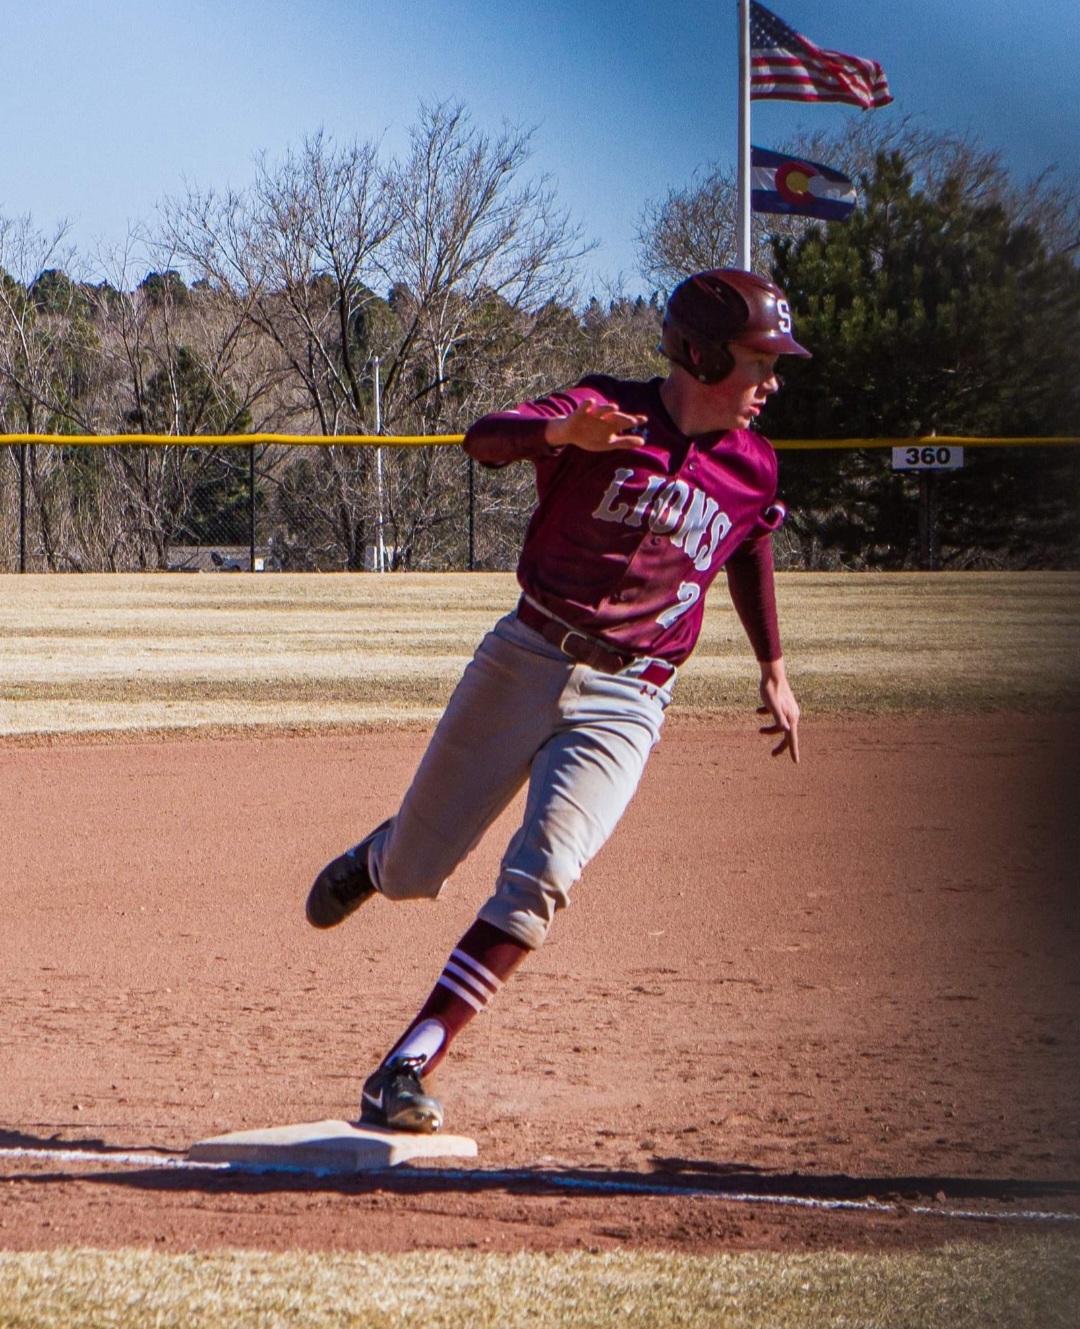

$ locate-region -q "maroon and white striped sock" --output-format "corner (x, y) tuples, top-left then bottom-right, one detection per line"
(382, 919), (530, 1076)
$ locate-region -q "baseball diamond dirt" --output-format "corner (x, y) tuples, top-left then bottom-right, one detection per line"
(0, 573), (1078, 1321)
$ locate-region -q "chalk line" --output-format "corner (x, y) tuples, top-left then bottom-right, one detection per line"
(0, 1147), (1076, 1223)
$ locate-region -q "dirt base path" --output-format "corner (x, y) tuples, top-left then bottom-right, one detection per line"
(1, 715), (1078, 1255)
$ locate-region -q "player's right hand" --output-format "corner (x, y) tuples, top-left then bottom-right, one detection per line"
(545, 401), (648, 452)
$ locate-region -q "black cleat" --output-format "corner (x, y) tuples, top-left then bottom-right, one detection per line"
(305, 822), (387, 929)
(360, 1055), (444, 1134)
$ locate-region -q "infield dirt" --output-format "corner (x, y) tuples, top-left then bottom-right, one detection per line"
(0, 573), (1078, 1269)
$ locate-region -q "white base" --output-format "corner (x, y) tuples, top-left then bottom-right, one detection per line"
(189, 1119), (478, 1172)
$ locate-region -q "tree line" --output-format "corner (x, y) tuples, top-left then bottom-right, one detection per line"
(1, 103), (1077, 572)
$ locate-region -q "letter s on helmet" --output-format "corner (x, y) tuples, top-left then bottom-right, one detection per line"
(659, 269), (810, 384)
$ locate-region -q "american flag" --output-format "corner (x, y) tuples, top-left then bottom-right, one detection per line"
(750, 2), (893, 109)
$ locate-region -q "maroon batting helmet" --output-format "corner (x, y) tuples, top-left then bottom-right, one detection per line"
(659, 269), (810, 384)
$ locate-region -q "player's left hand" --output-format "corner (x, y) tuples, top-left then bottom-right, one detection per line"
(757, 658), (800, 764)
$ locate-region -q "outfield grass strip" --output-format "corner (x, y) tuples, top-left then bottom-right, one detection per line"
(0, 1242), (1077, 1329)
(2, 572), (1078, 735)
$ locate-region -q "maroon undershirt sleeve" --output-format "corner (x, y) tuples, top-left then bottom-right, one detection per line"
(463, 415), (559, 466)
(724, 534), (782, 663)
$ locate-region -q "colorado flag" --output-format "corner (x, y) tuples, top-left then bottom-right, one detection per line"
(751, 146), (856, 221)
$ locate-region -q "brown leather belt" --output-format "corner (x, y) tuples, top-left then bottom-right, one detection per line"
(516, 598), (675, 687)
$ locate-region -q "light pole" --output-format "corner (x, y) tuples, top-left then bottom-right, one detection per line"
(374, 357), (385, 573)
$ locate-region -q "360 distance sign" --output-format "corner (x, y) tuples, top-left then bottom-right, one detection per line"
(891, 445), (964, 471)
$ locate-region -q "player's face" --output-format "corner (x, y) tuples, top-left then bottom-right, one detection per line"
(704, 342), (781, 430)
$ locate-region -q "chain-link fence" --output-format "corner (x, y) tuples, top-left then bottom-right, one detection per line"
(0, 440), (538, 574)
(2, 436), (1078, 573)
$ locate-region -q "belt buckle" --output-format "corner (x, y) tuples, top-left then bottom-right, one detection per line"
(559, 628), (590, 661)
(559, 627), (631, 674)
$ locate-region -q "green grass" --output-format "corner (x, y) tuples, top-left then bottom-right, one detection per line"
(1, 571), (1077, 737)
(1, 1240), (1077, 1329)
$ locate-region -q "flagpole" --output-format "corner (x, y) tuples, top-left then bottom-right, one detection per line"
(736, 0), (752, 270)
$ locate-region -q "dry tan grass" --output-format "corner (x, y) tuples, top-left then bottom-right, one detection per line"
(0, 1239), (1077, 1329)
(1, 571), (1078, 736)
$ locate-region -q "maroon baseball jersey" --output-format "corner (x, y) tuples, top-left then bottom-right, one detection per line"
(464, 375), (785, 666)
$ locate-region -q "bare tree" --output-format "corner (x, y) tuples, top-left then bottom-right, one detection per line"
(75, 238), (283, 569)
(0, 216), (89, 429)
(0, 215), (107, 567)
(161, 105), (592, 569)
(361, 101), (589, 569)
(162, 131), (397, 435)
(161, 132), (403, 568)
(379, 100), (589, 431)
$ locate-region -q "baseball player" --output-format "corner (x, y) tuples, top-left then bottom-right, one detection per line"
(306, 268), (805, 1133)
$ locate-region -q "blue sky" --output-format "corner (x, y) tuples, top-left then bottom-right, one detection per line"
(4, 0), (1078, 298)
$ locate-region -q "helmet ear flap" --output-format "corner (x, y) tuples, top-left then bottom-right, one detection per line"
(689, 341), (735, 384)
(658, 324), (736, 384)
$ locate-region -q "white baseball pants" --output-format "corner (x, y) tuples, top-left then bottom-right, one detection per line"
(366, 610), (674, 950)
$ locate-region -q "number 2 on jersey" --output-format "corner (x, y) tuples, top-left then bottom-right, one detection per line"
(656, 581), (701, 628)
